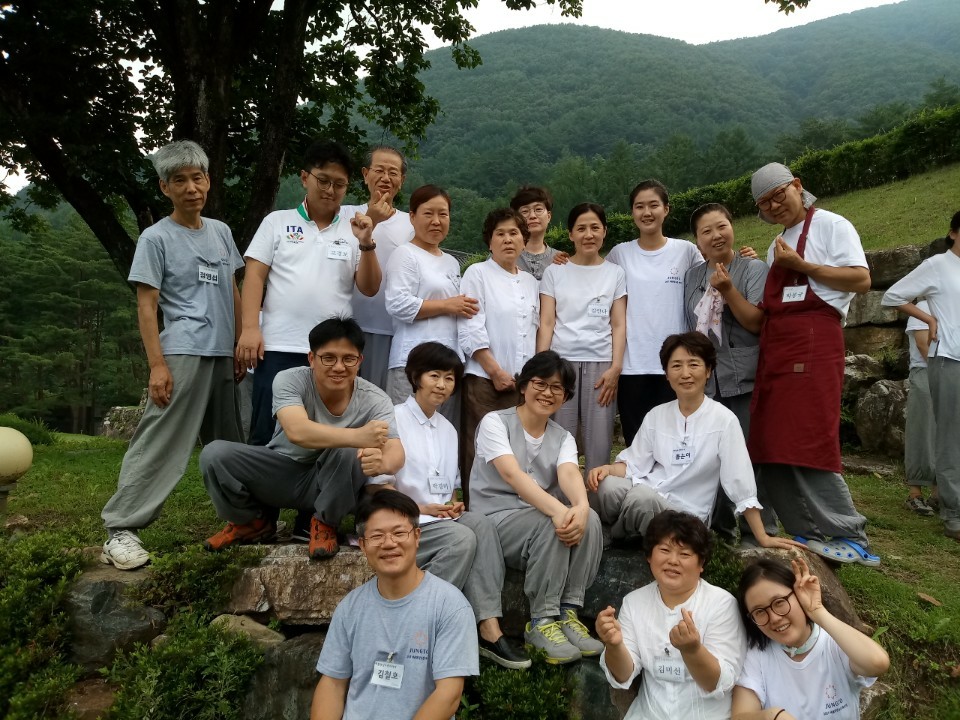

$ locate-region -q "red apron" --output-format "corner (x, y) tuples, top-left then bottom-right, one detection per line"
(748, 207), (844, 473)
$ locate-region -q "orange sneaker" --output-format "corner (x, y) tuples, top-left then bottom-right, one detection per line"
(309, 517), (339, 559)
(204, 518), (276, 551)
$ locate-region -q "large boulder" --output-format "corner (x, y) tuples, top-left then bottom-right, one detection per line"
(855, 380), (908, 458)
(100, 390), (147, 441)
(843, 354), (884, 400)
(843, 326), (905, 358)
(845, 291), (901, 328)
(865, 245), (926, 290)
(240, 632), (324, 720)
(211, 614), (285, 649)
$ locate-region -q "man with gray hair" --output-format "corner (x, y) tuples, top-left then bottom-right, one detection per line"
(100, 139), (246, 570)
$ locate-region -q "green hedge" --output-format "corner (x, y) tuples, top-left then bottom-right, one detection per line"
(0, 413), (55, 446)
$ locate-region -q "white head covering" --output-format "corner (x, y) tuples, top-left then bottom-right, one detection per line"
(751, 163), (817, 224)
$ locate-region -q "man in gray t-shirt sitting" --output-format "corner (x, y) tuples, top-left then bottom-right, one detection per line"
(201, 317), (404, 559)
(312, 490), (479, 720)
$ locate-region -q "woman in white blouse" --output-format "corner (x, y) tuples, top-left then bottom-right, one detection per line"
(458, 207), (540, 491)
(538, 202), (626, 474)
(384, 185), (478, 425)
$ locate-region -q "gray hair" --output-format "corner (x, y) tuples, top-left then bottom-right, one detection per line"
(152, 140), (210, 182)
(364, 145), (407, 175)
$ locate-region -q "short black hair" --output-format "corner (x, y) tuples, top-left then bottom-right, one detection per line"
(659, 332), (717, 374)
(509, 185), (553, 212)
(405, 342), (464, 393)
(568, 202), (607, 231)
(482, 208), (530, 247)
(629, 179), (669, 208)
(409, 184), (451, 214)
(737, 558), (799, 650)
(948, 210), (960, 248)
(355, 489), (420, 537)
(302, 138), (353, 177)
(690, 203), (733, 236)
(644, 510), (713, 565)
(308, 317), (365, 354)
(516, 351), (576, 404)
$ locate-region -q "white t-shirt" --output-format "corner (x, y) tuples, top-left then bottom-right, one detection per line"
(614, 397), (761, 521)
(906, 300), (931, 370)
(343, 203), (414, 336)
(458, 258), (539, 378)
(385, 243), (463, 369)
(600, 579), (746, 720)
(765, 209), (867, 322)
(737, 631), (875, 720)
(883, 250), (960, 361)
(368, 396), (461, 526)
(475, 413), (580, 470)
(606, 238), (703, 375)
(245, 201), (361, 353)
(540, 261), (627, 362)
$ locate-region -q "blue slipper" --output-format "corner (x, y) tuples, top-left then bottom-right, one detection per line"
(794, 537), (880, 567)
(836, 539), (881, 567)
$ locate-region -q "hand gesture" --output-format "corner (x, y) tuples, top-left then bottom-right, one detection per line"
(420, 502), (454, 518)
(738, 245), (759, 260)
(791, 555), (824, 616)
(595, 606), (623, 646)
(444, 501), (465, 519)
(350, 211), (374, 246)
(490, 368), (516, 392)
(356, 420), (389, 448)
(357, 447), (386, 476)
(235, 327), (264, 369)
(149, 363), (174, 408)
(709, 262), (733, 294)
(553, 505), (587, 546)
(445, 294), (480, 318)
(367, 191), (393, 226)
(668, 608), (702, 654)
(552, 251), (570, 266)
(772, 236), (805, 272)
(595, 367), (620, 407)
(586, 464), (612, 492)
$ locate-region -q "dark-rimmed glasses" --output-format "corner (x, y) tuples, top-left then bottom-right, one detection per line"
(317, 353), (360, 367)
(362, 529), (414, 546)
(749, 591), (795, 626)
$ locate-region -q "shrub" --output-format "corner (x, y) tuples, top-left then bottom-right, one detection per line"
(465, 654), (574, 720)
(0, 413), (56, 445)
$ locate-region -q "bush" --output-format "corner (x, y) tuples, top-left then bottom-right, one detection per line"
(464, 654), (574, 720)
(0, 413), (55, 445)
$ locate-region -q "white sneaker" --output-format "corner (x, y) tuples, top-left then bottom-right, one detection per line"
(101, 530), (150, 570)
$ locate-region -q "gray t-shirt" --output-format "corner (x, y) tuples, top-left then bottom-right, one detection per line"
(127, 215), (243, 357)
(316, 572), (479, 720)
(267, 368), (398, 462)
(517, 245), (560, 281)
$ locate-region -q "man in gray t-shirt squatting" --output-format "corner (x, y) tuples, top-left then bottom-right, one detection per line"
(313, 490), (479, 720)
(200, 317), (404, 559)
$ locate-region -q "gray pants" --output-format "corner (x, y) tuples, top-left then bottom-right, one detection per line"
(928, 356), (960, 531)
(358, 332), (392, 391)
(418, 512), (504, 622)
(905, 366), (937, 488)
(755, 463), (869, 547)
(386, 366), (460, 429)
(200, 442), (366, 526)
(102, 355), (243, 530)
(596, 476), (672, 540)
(554, 361), (616, 473)
(489, 506), (602, 619)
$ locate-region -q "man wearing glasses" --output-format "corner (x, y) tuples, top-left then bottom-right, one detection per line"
(237, 139), (382, 447)
(201, 318), (403, 559)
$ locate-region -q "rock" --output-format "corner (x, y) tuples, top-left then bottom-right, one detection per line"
(843, 326), (905, 359)
(227, 545), (372, 625)
(861, 681), (892, 720)
(865, 245), (926, 290)
(568, 659), (631, 720)
(211, 614), (285, 649)
(240, 633), (325, 720)
(151, 633), (169, 648)
(64, 678), (116, 720)
(4, 513), (33, 532)
(842, 454), (898, 478)
(843, 354), (884, 400)
(65, 564), (167, 672)
(845, 291), (900, 327)
(855, 380), (908, 458)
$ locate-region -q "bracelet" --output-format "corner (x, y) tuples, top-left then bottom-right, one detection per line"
(359, 242), (377, 252)
(773, 710), (786, 720)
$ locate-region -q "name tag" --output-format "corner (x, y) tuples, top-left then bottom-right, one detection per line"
(198, 265), (219, 284)
(672, 446), (694, 465)
(429, 475), (453, 495)
(587, 302), (609, 318)
(782, 285), (807, 303)
(371, 660), (403, 689)
(327, 243), (351, 260)
(653, 655), (686, 683)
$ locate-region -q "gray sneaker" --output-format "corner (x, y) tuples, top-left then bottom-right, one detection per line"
(560, 609), (604, 657)
(101, 530), (150, 570)
(524, 621), (582, 664)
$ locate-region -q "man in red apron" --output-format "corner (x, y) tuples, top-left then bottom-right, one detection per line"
(748, 163), (879, 566)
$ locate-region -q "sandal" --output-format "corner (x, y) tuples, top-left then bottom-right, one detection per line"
(904, 496), (935, 517)
(794, 537), (881, 567)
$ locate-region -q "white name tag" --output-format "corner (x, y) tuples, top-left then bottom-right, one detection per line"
(429, 475), (453, 495)
(653, 655), (686, 683)
(198, 265), (219, 284)
(782, 285), (808, 303)
(371, 660), (404, 689)
(672, 446), (694, 465)
(587, 302), (609, 318)
(327, 243), (351, 260)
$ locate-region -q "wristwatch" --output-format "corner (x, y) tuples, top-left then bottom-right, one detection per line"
(359, 242), (377, 252)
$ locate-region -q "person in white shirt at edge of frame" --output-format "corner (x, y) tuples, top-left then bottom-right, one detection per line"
(458, 207), (540, 494)
(468, 351), (605, 665)
(595, 510), (746, 720)
(588, 331), (807, 552)
(731, 556), (889, 720)
(508, 185), (569, 280)
(384, 185), (477, 427)
(312, 489), (479, 720)
(538, 201), (626, 478)
(366, 341), (531, 670)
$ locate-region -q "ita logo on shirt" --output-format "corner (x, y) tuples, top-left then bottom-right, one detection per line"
(285, 225), (305, 244)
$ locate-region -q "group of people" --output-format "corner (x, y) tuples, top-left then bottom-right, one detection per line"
(95, 134), (960, 719)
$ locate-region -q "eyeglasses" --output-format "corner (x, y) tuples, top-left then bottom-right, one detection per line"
(308, 171), (349, 192)
(748, 591), (795, 626)
(518, 206), (548, 217)
(317, 354), (361, 367)
(368, 165), (402, 179)
(362, 529), (415, 546)
(529, 378), (565, 396)
(756, 184), (791, 211)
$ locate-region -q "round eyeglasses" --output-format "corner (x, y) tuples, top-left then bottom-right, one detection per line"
(749, 591), (795, 626)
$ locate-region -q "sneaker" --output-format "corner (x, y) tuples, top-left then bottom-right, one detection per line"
(560, 609), (604, 657)
(524, 621), (581, 665)
(309, 517), (339, 559)
(291, 510), (313, 543)
(101, 530), (150, 570)
(904, 496), (935, 517)
(204, 518), (276, 551)
(479, 635), (532, 670)
(928, 495), (940, 513)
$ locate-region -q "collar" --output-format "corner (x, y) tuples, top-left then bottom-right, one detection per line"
(404, 395), (438, 428)
(780, 622), (820, 657)
(297, 198), (339, 227)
